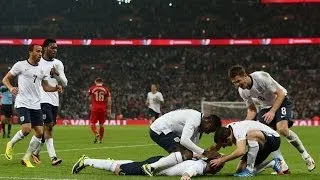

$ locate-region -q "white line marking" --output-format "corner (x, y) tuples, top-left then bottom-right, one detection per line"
(0, 144), (155, 156)
(0, 177), (76, 180)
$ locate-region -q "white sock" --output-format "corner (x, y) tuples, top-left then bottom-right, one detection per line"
(254, 160), (275, 174)
(271, 150), (289, 170)
(33, 142), (44, 155)
(9, 130), (25, 147)
(23, 136), (41, 160)
(246, 140), (259, 172)
(46, 138), (57, 160)
(150, 152), (183, 170)
(286, 130), (308, 158)
(84, 159), (120, 172)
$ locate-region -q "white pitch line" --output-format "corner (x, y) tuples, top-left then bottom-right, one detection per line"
(0, 177), (76, 180)
(0, 143), (155, 156)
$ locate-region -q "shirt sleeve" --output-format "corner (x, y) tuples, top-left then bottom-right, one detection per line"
(183, 161), (205, 177)
(231, 124), (246, 141)
(54, 61), (68, 87)
(180, 116), (204, 154)
(260, 72), (277, 93)
(88, 87), (92, 95)
(158, 92), (164, 102)
(239, 88), (254, 107)
(9, 62), (22, 76)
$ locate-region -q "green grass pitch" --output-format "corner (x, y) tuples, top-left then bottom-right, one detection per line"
(0, 126), (319, 180)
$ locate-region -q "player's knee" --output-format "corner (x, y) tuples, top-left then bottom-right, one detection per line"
(181, 149), (193, 160)
(21, 125), (32, 135)
(277, 126), (289, 136)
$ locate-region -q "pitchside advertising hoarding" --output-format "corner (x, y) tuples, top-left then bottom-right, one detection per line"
(54, 119), (319, 126)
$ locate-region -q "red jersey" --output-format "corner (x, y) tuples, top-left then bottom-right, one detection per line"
(88, 85), (111, 112)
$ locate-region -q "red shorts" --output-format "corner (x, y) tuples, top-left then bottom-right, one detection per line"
(90, 111), (106, 125)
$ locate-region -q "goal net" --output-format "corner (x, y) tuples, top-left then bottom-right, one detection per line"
(201, 101), (247, 121)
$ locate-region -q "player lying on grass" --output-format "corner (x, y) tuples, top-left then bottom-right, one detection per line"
(210, 120), (283, 177)
(142, 109), (222, 176)
(72, 152), (224, 180)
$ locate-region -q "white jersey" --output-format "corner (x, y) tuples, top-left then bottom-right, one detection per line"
(10, 60), (48, 109)
(150, 109), (204, 154)
(227, 120), (280, 142)
(239, 71), (287, 109)
(39, 58), (68, 106)
(157, 159), (206, 177)
(147, 91), (164, 113)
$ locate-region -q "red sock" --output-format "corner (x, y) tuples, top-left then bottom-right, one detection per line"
(99, 126), (104, 141)
(90, 124), (98, 135)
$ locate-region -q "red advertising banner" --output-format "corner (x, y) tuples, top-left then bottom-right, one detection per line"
(55, 119), (320, 126)
(262, 0), (320, 3)
(0, 38), (320, 46)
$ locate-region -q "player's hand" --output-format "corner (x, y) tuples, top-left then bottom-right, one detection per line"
(56, 85), (63, 93)
(193, 153), (206, 160)
(9, 87), (18, 95)
(262, 111), (275, 124)
(180, 175), (191, 180)
(107, 109), (112, 118)
(209, 157), (224, 168)
(50, 66), (60, 77)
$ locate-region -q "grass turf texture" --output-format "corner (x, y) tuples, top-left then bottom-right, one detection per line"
(0, 126), (319, 180)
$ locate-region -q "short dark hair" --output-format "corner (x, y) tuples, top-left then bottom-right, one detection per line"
(214, 127), (231, 144)
(95, 78), (103, 84)
(28, 44), (41, 52)
(205, 114), (222, 128)
(228, 65), (247, 78)
(43, 38), (56, 47)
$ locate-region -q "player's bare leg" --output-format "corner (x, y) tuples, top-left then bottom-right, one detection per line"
(90, 123), (99, 143)
(1, 115), (6, 138)
(98, 124), (104, 143)
(277, 121), (315, 172)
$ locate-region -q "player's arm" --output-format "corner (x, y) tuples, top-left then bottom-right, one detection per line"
(221, 140), (246, 162)
(180, 124), (205, 155)
(145, 94), (149, 105)
(42, 79), (61, 92)
(2, 72), (18, 95)
(106, 95), (111, 115)
(245, 103), (257, 120)
(51, 62), (68, 87)
(270, 87), (286, 114)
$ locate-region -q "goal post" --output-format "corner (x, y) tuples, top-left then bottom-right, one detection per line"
(201, 101), (248, 121)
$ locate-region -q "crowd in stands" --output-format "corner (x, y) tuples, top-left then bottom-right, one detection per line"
(0, 0), (319, 119)
(0, 0), (319, 38)
(0, 46), (319, 119)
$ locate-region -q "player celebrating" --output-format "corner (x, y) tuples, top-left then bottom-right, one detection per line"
(228, 65), (315, 172)
(72, 152), (224, 179)
(2, 44), (62, 167)
(88, 78), (111, 143)
(32, 39), (68, 166)
(211, 120), (283, 177)
(146, 84), (164, 122)
(0, 85), (13, 138)
(142, 109), (221, 176)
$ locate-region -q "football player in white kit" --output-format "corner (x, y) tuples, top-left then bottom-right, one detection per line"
(32, 39), (68, 166)
(146, 84), (164, 122)
(228, 65), (315, 172)
(142, 109), (222, 176)
(71, 152), (224, 180)
(211, 120), (283, 177)
(2, 44), (62, 167)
